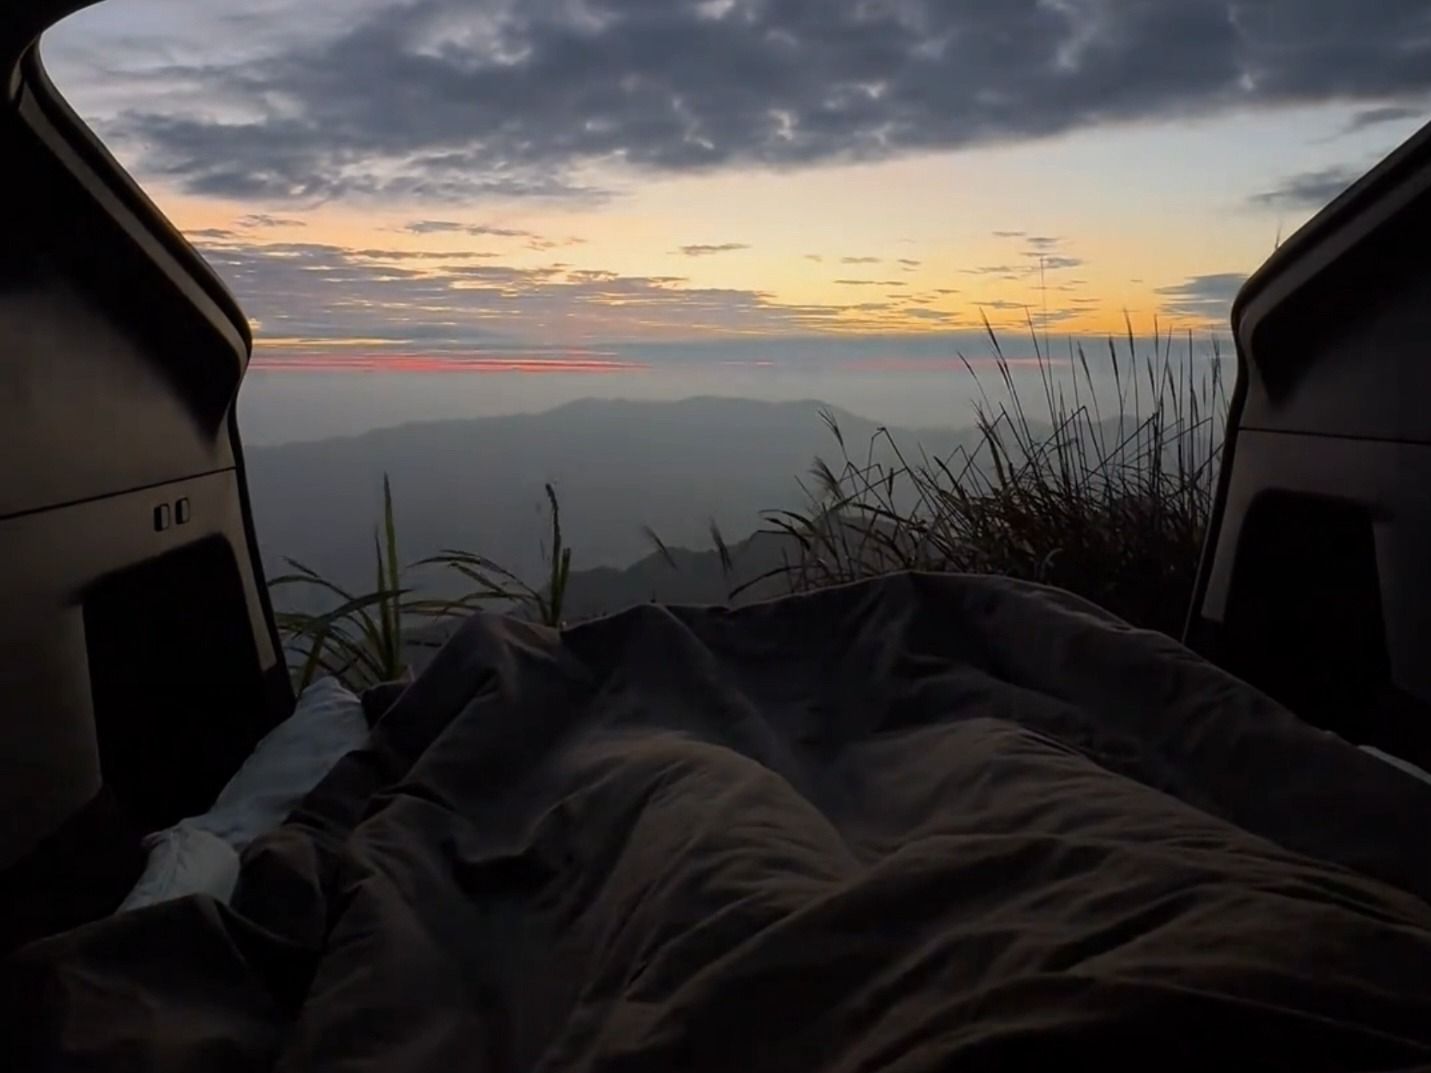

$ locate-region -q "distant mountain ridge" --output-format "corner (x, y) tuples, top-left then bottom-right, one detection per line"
(559, 528), (799, 617)
(246, 396), (976, 608)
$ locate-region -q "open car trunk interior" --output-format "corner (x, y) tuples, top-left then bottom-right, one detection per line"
(0, 4), (291, 890)
(5, 3), (1431, 1069)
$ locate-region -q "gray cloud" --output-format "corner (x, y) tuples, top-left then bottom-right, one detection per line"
(897, 258), (921, 267)
(1154, 272), (1246, 321)
(1000, 232), (1082, 269)
(346, 247), (498, 260)
(966, 235), (1086, 276)
(676, 242), (750, 256)
(840, 256), (881, 264)
(192, 234), (910, 345)
(1343, 103), (1425, 134)
(403, 219), (539, 238)
(1029, 308), (1083, 326)
(59, 0), (1431, 203)
(401, 220), (459, 234)
(402, 220), (468, 234)
(527, 235), (587, 250)
(1248, 165), (1360, 210)
(110, 113), (609, 200)
(397, 219), (584, 252)
(835, 279), (906, 286)
(237, 213), (306, 228)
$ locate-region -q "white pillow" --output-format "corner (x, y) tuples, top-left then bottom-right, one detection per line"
(189, 676), (369, 850)
(116, 823), (240, 912)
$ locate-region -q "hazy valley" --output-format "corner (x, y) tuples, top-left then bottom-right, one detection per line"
(246, 396), (976, 612)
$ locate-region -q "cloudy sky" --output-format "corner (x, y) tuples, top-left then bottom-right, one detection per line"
(40, 0), (1431, 371)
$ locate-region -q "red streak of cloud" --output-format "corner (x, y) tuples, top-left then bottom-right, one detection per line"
(249, 353), (649, 374)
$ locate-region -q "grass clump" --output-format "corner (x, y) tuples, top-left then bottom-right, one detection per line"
(418, 483), (573, 629)
(737, 318), (1227, 638)
(270, 474), (414, 690)
(272, 478), (573, 691)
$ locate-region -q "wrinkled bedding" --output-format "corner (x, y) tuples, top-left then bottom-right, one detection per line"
(7, 573), (1431, 1071)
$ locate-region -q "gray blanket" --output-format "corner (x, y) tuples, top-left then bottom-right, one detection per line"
(7, 573), (1431, 1070)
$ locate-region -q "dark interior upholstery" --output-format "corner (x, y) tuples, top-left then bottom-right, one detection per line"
(0, 32), (292, 932)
